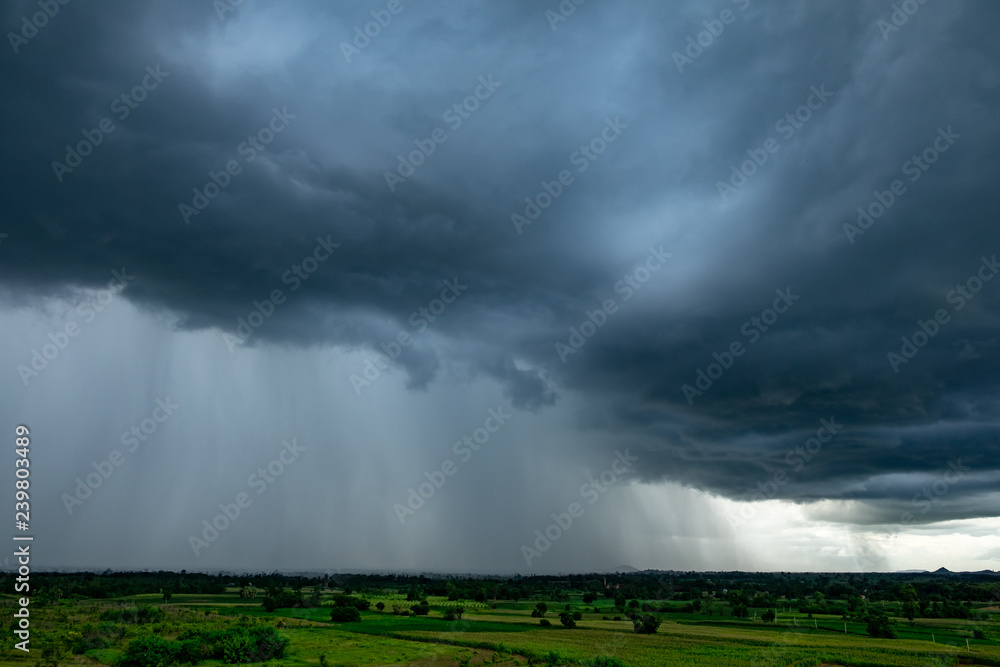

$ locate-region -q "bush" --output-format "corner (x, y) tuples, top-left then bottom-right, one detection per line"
(559, 612), (576, 628)
(329, 606), (362, 622)
(175, 625), (290, 663)
(100, 606), (165, 625)
(410, 601), (430, 616)
(539, 619), (551, 626)
(590, 658), (626, 667)
(117, 635), (176, 667)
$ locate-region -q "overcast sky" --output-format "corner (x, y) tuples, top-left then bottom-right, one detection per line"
(2, 0), (999, 575)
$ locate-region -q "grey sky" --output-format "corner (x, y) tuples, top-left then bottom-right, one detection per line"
(1, 0), (998, 574)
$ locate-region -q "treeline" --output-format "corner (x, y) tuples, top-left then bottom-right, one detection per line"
(6, 571), (226, 601)
(12, 569), (998, 607)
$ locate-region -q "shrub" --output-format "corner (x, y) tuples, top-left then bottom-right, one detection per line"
(539, 619), (551, 626)
(559, 612), (576, 628)
(117, 635), (177, 667)
(410, 601), (430, 616)
(590, 658), (626, 667)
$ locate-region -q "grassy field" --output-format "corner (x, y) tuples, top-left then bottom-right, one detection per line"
(2, 588), (999, 667)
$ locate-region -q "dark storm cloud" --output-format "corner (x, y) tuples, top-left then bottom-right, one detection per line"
(3, 0), (1000, 537)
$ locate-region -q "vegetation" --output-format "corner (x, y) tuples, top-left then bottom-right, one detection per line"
(2, 569), (998, 667)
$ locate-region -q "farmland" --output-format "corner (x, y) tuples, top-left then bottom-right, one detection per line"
(3, 571), (1000, 667)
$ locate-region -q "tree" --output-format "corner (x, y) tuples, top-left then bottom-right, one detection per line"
(375, 602), (385, 612)
(535, 602), (548, 617)
(761, 609), (776, 623)
(733, 603), (749, 618)
(902, 600), (918, 622)
(632, 614), (660, 634)
(866, 611), (896, 639)
(329, 606), (361, 622)
(161, 590), (172, 603)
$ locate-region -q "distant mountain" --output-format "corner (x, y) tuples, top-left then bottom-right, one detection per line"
(933, 567), (954, 574)
(612, 564), (639, 573)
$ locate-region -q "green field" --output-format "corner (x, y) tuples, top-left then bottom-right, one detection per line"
(3, 588), (999, 667)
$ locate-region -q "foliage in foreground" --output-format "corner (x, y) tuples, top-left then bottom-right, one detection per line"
(116, 624), (288, 667)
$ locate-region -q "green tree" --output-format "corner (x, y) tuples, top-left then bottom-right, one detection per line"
(329, 606), (361, 622)
(535, 602), (548, 617)
(632, 614), (661, 634)
(866, 611), (896, 639)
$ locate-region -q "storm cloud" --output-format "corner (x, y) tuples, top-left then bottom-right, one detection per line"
(1, 0), (999, 574)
